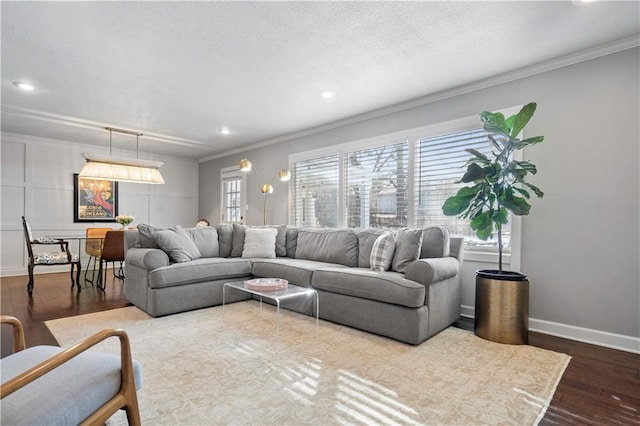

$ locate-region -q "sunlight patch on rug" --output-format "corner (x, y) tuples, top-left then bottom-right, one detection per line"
(45, 303), (570, 425)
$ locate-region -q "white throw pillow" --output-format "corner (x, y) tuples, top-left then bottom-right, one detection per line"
(242, 227), (277, 258)
(370, 232), (396, 272)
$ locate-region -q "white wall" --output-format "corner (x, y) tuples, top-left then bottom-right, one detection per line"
(200, 48), (640, 351)
(1, 132), (199, 277)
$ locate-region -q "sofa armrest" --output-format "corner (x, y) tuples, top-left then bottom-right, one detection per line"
(405, 257), (460, 287)
(126, 248), (170, 271)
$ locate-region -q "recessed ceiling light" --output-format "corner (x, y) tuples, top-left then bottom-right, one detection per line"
(319, 90), (337, 99)
(13, 82), (35, 91)
(218, 127), (231, 135)
(572, 0), (597, 4)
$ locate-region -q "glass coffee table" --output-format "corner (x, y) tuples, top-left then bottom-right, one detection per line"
(223, 280), (319, 324)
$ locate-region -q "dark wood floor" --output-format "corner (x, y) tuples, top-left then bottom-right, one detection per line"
(1, 272), (638, 425)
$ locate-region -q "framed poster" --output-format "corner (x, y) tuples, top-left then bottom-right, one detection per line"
(73, 174), (119, 222)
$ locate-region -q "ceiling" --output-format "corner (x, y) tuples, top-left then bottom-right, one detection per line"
(2, 1), (639, 161)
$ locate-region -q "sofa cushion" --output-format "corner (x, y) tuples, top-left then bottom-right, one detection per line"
(391, 228), (423, 273)
(135, 223), (161, 248)
(421, 225), (450, 258)
(148, 257), (252, 289)
(216, 224), (233, 257)
(154, 227), (201, 263)
(357, 228), (388, 268)
(242, 228), (277, 258)
(312, 267), (426, 308)
(251, 258), (348, 286)
(0, 345), (142, 426)
(295, 228), (359, 267)
(184, 226), (219, 258)
(370, 232), (396, 272)
(231, 224), (287, 257)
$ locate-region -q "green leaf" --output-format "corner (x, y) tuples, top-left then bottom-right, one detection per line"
(505, 115), (516, 133)
(460, 163), (488, 183)
(481, 111), (510, 136)
(515, 161), (537, 174)
(465, 148), (489, 161)
(476, 225), (493, 241)
(524, 182), (544, 198)
(511, 102), (537, 138)
(493, 207), (509, 224)
(455, 185), (482, 198)
(442, 195), (472, 216)
(514, 135), (544, 150)
(501, 194), (531, 215)
(471, 211), (492, 231)
(513, 187), (530, 199)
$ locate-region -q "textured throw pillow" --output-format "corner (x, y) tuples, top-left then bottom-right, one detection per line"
(135, 223), (161, 248)
(242, 228), (277, 258)
(358, 228), (388, 268)
(154, 227), (201, 263)
(370, 232), (396, 272)
(391, 228), (424, 273)
(184, 226), (219, 258)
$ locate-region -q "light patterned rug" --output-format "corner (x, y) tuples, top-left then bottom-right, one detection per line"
(45, 303), (570, 425)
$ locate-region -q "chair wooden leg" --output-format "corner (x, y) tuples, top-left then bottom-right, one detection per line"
(75, 262), (81, 291)
(27, 263), (34, 295)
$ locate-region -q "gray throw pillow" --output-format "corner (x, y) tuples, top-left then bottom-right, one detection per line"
(357, 228), (388, 268)
(285, 227), (299, 258)
(231, 223), (246, 257)
(154, 227), (201, 263)
(391, 228), (423, 273)
(184, 226), (219, 258)
(216, 223), (233, 257)
(420, 226), (451, 258)
(135, 223), (161, 248)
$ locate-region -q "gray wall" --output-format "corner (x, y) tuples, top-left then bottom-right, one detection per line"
(1, 133), (199, 277)
(200, 48), (640, 344)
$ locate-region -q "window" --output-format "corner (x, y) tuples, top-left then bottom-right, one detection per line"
(414, 128), (512, 250)
(288, 107), (521, 258)
(220, 167), (244, 223)
(345, 141), (408, 228)
(290, 154), (339, 227)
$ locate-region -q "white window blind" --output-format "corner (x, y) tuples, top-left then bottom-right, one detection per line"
(291, 154), (339, 227)
(345, 141), (409, 228)
(414, 128), (511, 250)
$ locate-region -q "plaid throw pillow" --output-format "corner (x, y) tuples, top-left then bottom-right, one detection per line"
(370, 232), (396, 272)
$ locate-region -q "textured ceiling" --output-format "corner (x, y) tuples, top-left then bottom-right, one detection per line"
(2, 1), (639, 160)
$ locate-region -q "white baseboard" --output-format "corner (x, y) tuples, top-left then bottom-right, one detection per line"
(461, 305), (640, 354)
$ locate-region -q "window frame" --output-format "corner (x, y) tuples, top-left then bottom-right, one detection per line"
(288, 106), (523, 267)
(219, 166), (247, 224)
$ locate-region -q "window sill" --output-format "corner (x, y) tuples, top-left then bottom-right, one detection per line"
(463, 250), (511, 265)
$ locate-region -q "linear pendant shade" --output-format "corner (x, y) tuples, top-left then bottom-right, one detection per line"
(79, 153), (165, 184)
(79, 127), (165, 184)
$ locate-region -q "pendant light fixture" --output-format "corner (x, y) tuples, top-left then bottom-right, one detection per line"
(79, 127), (165, 184)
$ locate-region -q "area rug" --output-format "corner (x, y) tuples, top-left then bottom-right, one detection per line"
(45, 303), (570, 425)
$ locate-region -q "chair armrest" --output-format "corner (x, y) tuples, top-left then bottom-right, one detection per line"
(0, 316), (26, 353)
(405, 257), (460, 287)
(126, 247), (170, 271)
(1, 328), (136, 401)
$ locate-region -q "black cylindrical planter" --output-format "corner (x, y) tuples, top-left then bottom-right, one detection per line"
(474, 270), (529, 345)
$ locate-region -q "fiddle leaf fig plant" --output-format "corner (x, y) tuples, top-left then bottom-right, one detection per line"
(442, 102), (544, 272)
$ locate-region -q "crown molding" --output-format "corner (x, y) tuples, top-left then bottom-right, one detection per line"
(1, 106), (213, 149)
(200, 35), (640, 163)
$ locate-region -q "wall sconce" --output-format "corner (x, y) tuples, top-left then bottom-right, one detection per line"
(239, 159), (290, 224)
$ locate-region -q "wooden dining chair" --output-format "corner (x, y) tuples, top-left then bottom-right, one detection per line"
(100, 230), (125, 290)
(21, 216), (81, 295)
(84, 227), (112, 285)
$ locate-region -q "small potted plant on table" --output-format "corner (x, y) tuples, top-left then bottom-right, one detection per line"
(442, 102), (544, 344)
(115, 215), (135, 230)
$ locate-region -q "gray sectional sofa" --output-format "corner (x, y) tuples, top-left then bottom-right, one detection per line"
(123, 224), (463, 345)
